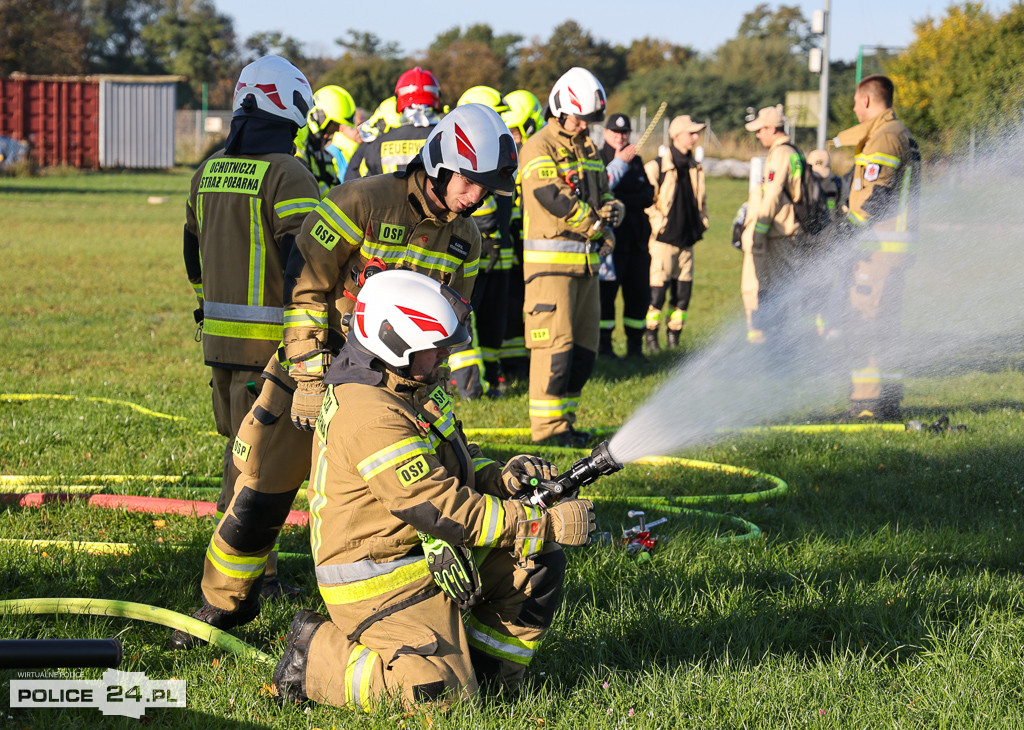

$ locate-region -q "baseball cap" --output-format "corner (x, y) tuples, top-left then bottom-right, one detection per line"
(606, 113), (632, 133)
(744, 106), (785, 132)
(669, 115), (705, 137)
(807, 149), (831, 176)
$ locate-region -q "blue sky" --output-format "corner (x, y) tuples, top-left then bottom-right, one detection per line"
(214, 0), (1015, 64)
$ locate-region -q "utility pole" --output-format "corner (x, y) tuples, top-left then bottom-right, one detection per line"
(810, 0), (831, 151)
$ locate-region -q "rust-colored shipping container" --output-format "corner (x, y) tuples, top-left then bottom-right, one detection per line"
(0, 73), (182, 169)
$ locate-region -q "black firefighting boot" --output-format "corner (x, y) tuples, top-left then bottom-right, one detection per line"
(483, 361), (505, 397)
(273, 609), (328, 705)
(261, 575), (303, 601)
(169, 575), (263, 651)
(666, 327), (681, 348)
(644, 329), (660, 354)
(537, 425), (592, 448)
(841, 400), (881, 422)
(625, 329), (646, 361)
(878, 383), (904, 422)
(598, 329), (616, 358)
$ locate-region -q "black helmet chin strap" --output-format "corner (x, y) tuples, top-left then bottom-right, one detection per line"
(429, 167), (491, 218)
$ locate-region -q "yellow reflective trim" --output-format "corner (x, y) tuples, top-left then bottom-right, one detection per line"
(529, 398), (571, 417)
(316, 197), (363, 246)
(522, 250), (590, 265)
(357, 437), (432, 481)
(477, 494), (504, 547)
(319, 559), (430, 605)
(309, 440), (328, 561)
(203, 319), (282, 341)
(274, 197), (318, 218)
(248, 197), (267, 306)
(206, 539), (266, 579)
(284, 308), (328, 329)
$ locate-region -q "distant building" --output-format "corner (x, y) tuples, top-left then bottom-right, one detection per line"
(0, 73), (183, 169)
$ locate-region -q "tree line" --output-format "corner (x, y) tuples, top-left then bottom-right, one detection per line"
(1, 1), (1020, 154)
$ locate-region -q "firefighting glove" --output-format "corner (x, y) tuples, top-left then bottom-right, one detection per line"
(597, 228), (615, 258)
(290, 379), (326, 431)
(500, 455), (559, 497)
(598, 199), (625, 228)
(419, 532), (482, 610)
(545, 499), (596, 546)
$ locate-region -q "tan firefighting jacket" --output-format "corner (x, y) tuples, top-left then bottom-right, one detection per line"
(519, 120), (615, 281)
(309, 364), (546, 599)
(835, 108), (920, 253)
(752, 135), (804, 245)
(184, 151), (319, 369)
(284, 169), (481, 367)
(644, 150), (709, 243)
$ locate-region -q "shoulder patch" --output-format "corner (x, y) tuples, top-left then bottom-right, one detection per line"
(396, 455), (430, 487)
(447, 235), (471, 260)
(767, 170), (776, 182)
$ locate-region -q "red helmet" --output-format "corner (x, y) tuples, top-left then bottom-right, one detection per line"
(395, 67), (442, 113)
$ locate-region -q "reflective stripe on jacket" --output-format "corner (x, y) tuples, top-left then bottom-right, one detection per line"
(519, 120), (613, 279)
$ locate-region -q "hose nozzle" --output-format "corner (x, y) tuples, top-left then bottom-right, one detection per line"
(524, 440), (623, 506)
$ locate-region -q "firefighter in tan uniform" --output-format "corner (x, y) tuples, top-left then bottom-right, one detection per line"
(834, 74), (920, 420)
(182, 55), (318, 549)
(499, 90), (547, 383)
(171, 104), (519, 649)
(519, 67), (622, 446)
(644, 114), (708, 352)
(448, 86), (514, 399)
(744, 105), (809, 342)
(272, 270), (596, 708)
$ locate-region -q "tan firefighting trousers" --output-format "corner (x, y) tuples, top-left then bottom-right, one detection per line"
(210, 368), (261, 516)
(305, 545), (566, 708)
(524, 274), (600, 442)
(201, 356), (312, 612)
(649, 241), (694, 287)
(740, 225), (761, 338)
(750, 234), (805, 339)
(848, 250), (910, 403)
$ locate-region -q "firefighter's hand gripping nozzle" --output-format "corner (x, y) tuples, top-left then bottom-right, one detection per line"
(516, 440), (623, 507)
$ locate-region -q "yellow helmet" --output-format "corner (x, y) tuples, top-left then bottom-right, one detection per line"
(502, 89), (545, 141)
(308, 85), (357, 135)
(358, 96), (401, 141)
(456, 85), (510, 115)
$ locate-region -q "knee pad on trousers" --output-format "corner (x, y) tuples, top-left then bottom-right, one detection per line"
(545, 350), (571, 395)
(219, 486), (299, 553)
(674, 280), (693, 312)
(566, 346), (596, 394)
(386, 648), (465, 706)
(516, 546), (567, 630)
(650, 285), (667, 311)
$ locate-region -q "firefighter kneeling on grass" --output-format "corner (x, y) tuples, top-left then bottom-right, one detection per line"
(273, 269), (596, 708)
(169, 104), (517, 651)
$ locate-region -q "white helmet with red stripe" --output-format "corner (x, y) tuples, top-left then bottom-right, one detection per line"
(421, 103), (518, 196)
(351, 270), (471, 368)
(548, 67), (607, 123)
(233, 55), (313, 128)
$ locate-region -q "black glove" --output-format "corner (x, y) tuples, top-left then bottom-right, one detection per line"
(419, 532), (482, 609)
(501, 454), (559, 496)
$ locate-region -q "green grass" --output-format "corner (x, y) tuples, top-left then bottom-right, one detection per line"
(2, 171), (1023, 728)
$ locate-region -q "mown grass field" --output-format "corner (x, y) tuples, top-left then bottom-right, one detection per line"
(1, 169), (1023, 729)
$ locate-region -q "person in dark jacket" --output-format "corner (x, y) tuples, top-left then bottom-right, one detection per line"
(598, 113), (656, 360)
